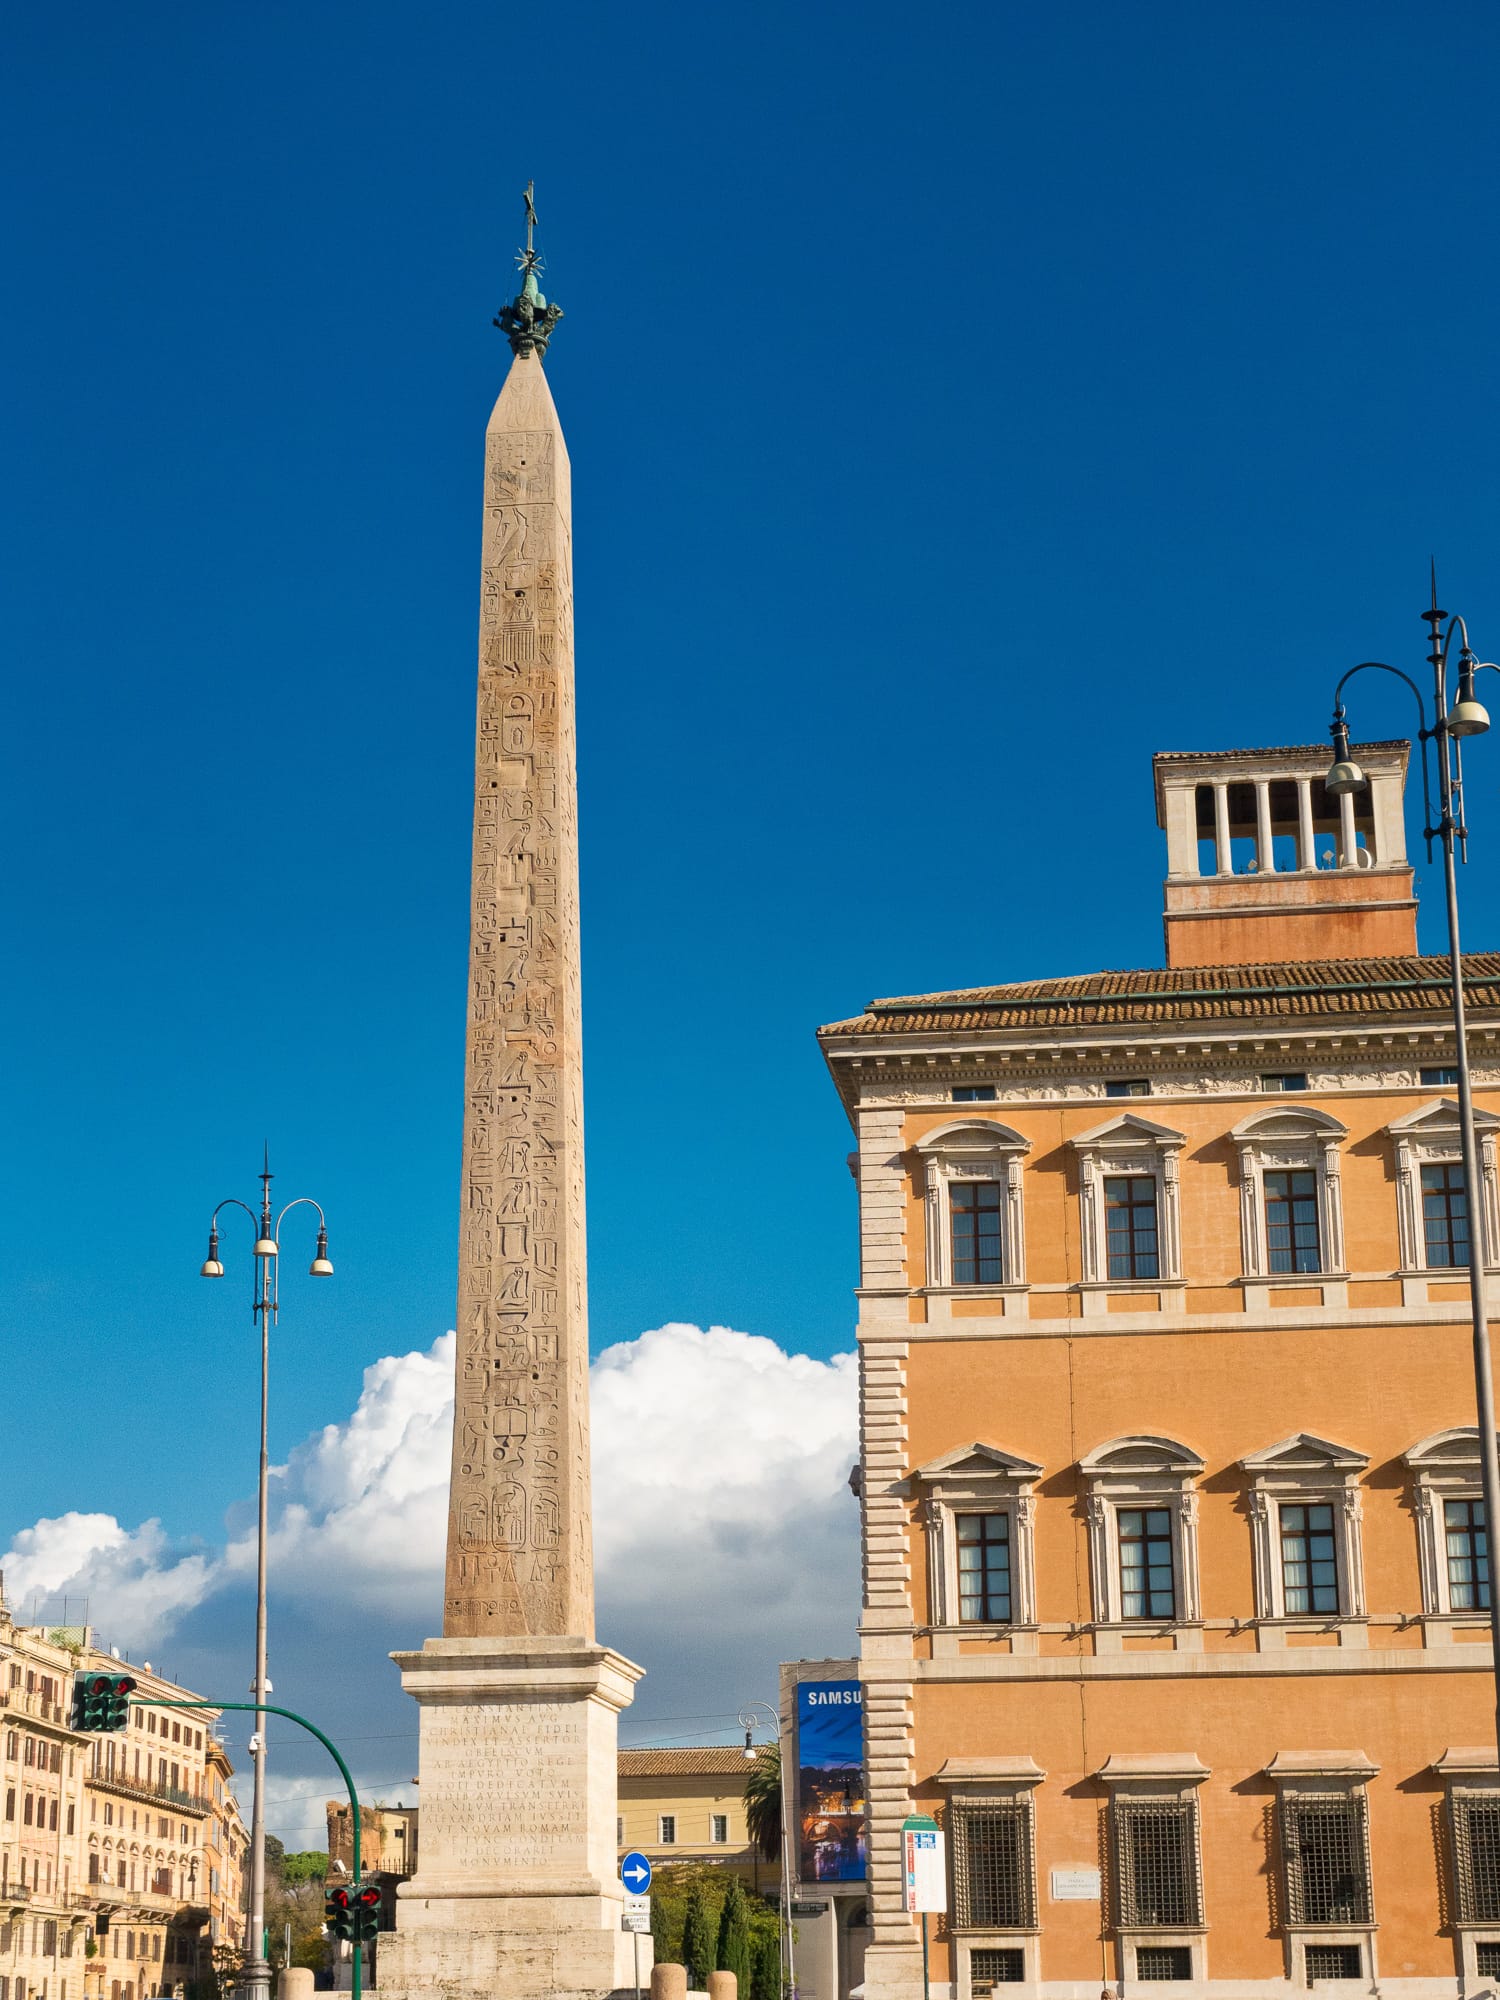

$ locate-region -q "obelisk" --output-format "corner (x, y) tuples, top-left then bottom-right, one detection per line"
(380, 191), (646, 2000)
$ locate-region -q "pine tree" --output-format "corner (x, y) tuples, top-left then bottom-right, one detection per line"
(750, 1930), (781, 2000)
(681, 1884), (716, 1989)
(716, 1877), (753, 1986)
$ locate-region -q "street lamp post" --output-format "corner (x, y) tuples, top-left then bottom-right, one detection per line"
(1323, 584), (1500, 1750)
(199, 1152), (333, 2000)
(741, 1701), (795, 1999)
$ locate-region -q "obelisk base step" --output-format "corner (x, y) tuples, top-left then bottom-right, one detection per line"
(378, 1635), (649, 2000)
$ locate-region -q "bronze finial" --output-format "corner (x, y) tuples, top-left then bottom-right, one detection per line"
(494, 180), (564, 359)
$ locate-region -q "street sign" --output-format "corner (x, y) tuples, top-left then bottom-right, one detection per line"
(620, 1850), (653, 1895)
(621, 1892), (651, 1934)
(902, 1815), (947, 1915)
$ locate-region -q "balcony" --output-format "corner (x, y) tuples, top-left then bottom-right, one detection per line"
(0, 1689), (74, 1730)
(88, 1770), (208, 1817)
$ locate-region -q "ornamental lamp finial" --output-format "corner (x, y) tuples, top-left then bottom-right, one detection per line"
(493, 179), (564, 358)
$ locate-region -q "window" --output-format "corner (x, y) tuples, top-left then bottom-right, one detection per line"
(657, 1816), (676, 1845)
(969, 1950), (1024, 1988)
(1280, 1504), (1340, 1615)
(1423, 1163), (1470, 1267)
(1232, 1107), (1347, 1281)
(1081, 1436), (1203, 1626)
(1305, 1943), (1362, 1980)
(710, 1814), (728, 1844)
(1135, 1947), (1192, 1980)
(1422, 1065), (1459, 1086)
(952, 1086), (996, 1103)
(1118, 1509), (1175, 1618)
(1478, 1941), (1500, 1978)
(917, 1122), (1030, 1291)
(616, 1817), (623, 1845)
(1112, 1799), (1201, 1928)
(1264, 1168), (1321, 1273)
(1105, 1079), (1150, 1098)
(951, 1802), (1035, 1929)
(1407, 1429), (1496, 1615)
(1261, 1072), (1309, 1093)
(1280, 1794), (1372, 1925)
(1072, 1114), (1185, 1291)
(957, 1515), (1011, 1624)
(951, 1181), (1004, 1286)
(1105, 1177), (1159, 1278)
(1447, 1499), (1490, 1611)
(1389, 1101), (1500, 1271)
(1452, 1792), (1500, 1922)
(915, 1444), (1042, 1629)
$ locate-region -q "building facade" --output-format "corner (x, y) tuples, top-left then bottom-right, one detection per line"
(616, 1750), (761, 1888)
(820, 742), (1500, 1997)
(0, 1588), (246, 2000)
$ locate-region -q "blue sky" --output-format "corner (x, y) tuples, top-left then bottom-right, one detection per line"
(7, 0), (1500, 1822)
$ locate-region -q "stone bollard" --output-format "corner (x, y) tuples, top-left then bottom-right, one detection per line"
(706, 1974), (737, 2000)
(650, 1964), (688, 2000)
(277, 1971), (315, 2000)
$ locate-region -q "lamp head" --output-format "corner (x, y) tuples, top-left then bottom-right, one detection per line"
(310, 1227), (334, 1278)
(1449, 658), (1491, 738)
(253, 1236), (278, 1258)
(200, 1228), (224, 1280)
(1325, 713), (1367, 796)
(743, 1729), (755, 1762)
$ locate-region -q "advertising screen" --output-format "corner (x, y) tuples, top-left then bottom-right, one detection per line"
(796, 1680), (866, 1883)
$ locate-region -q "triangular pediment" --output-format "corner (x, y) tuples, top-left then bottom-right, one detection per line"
(1388, 1098), (1500, 1136)
(1240, 1431), (1367, 1474)
(1071, 1112), (1186, 1150)
(911, 1442), (1045, 1484)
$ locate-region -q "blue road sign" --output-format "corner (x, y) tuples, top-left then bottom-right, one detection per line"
(620, 1850), (653, 1894)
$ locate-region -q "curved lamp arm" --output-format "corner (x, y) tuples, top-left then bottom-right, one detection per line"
(1329, 660), (1434, 857)
(275, 1196), (333, 1275)
(200, 1197), (261, 1276)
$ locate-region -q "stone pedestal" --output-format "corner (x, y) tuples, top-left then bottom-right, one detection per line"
(377, 1636), (649, 2000)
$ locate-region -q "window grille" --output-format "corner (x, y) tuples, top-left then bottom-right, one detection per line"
(1452, 1793), (1500, 1922)
(1118, 1509), (1176, 1619)
(1304, 1943), (1362, 1980)
(1280, 1504), (1340, 1615)
(952, 1803), (1035, 1929)
(1280, 1794), (1372, 1925)
(1477, 1941), (1500, 1977)
(969, 1949), (1024, 1989)
(951, 1181), (1004, 1285)
(1105, 1176), (1159, 1278)
(1446, 1499), (1491, 1610)
(1112, 1800), (1201, 1928)
(1264, 1168), (1322, 1273)
(957, 1514), (1012, 1624)
(1136, 1946), (1192, 1980)
(1422, 1163), (1470, 1267)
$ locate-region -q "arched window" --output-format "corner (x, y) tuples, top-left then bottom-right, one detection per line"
(914, 1121), (1030, 1294)
(1231, 1106), (1346, 1280)
(1080, 1435), (1204, 1627)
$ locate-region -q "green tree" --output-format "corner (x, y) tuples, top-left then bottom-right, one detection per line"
(743, 1744), (782, 1863)
(650, 1886), (676, 1966)
(750, 1930), (782, 2000)
(716, 1877), (753, 1986)
(279, 1851), (328, 1885)
(681, 1884), (716, 1989)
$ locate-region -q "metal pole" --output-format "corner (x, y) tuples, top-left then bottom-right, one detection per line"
(920, 1911), (929, 2000)
(778, 1721), (795, 2000)
(245, 1217), (273, 2000)
(1431, 686), (1500, 1753)
(632, 1927), (640, 2000)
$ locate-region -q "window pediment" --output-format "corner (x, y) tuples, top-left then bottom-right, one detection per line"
(915, 1119), (1030, 1160)
(1071, 1112), (1186, 1153)
(1388, 1098), (1500, 1139)
(1080, 1435), (1204, 1479)
(1231, 1106), (1347, 1143)
(1240, 1433), (1367, 1477)
(1404, 1426), (1496, 1471)
(913, 1442), (1045, 1487)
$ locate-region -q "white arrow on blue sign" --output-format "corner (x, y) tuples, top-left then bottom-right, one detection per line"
(620, 1850), (653, 1894)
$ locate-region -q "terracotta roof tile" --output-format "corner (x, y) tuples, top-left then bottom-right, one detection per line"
(819, 951), (1500, 1037)
(618, 1748), (755, 1778)
(1152, 740), (1409, 763)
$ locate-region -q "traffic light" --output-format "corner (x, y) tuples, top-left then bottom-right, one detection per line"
(324, 1888), (355, 1941)
(71, 1672), (137, 1732)
(353, 1885), (382, 1941)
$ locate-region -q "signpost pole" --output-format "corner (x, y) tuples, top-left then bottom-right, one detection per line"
(633, 1928), (640, 2000)
(921, 1912), (930, 2000)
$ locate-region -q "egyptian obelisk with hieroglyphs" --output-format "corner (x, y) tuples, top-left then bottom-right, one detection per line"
(378, 191), (647, 2000)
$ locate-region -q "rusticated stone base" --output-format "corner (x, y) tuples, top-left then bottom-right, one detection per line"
(377, 1635), (649, 2000)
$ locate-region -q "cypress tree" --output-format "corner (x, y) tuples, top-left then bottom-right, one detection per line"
(681, 1884), (715, 1989)
(649, 1888), (674, 1968)
(715, 1877), (753, 1986)
(750, 1930), (781, 2000)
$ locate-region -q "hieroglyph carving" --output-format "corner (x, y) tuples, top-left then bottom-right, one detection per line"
(445, 354), (592, 1641)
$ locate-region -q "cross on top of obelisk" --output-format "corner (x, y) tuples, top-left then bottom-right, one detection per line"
(494, 179), (564, 359)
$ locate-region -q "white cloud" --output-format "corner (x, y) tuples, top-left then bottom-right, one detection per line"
(1, 1324), (860, 1824)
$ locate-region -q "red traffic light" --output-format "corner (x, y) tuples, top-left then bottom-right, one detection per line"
(328, 1889), (351, 1912)
(356, 1887), (381, 1909)
(115, 1676), (137, 1697)
(88, 1676), (112, 1695)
